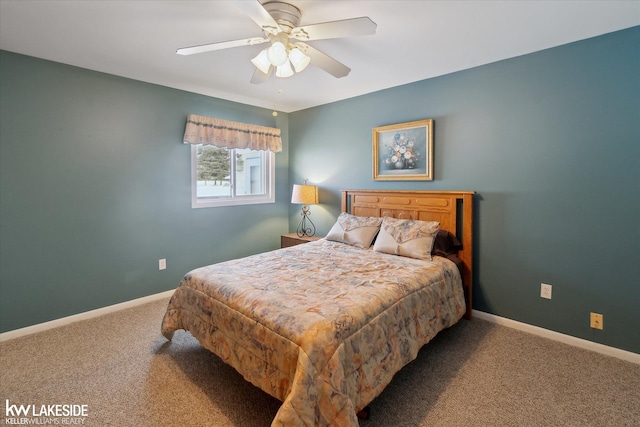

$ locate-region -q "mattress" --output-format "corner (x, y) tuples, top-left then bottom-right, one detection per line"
(161, 239), (465, 426)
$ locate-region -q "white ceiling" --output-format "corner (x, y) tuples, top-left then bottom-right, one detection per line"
(1, 1), (638, 112)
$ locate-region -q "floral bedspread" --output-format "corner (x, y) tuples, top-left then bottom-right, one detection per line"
(161, 239), (465, 426)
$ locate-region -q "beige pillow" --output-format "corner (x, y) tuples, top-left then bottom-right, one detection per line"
(373, 217), (440, 260)
(325, 213), (382, 249)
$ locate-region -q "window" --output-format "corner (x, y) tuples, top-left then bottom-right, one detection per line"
(183, 114), (281, 208)
(191, 144), (275, 208)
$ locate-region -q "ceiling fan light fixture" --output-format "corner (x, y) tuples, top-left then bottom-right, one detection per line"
(275, 60), (294, 78)
(267, 41), (288, 66)
(251, 49), (271, 74)
(177, 1), (377, 84)
(289, 47), (310, 72)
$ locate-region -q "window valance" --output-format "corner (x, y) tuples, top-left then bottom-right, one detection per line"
(183, 114), (282, 153)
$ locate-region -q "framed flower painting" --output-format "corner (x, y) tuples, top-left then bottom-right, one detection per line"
(372, 119), (433, 181)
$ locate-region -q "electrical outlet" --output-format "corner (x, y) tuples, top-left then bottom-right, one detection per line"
(159, 259), (167, 270)
(590, 312), (603, 330)
(540, 283), (552, 299)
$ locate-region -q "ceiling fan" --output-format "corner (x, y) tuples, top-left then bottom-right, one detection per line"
(176, 0), (377, 84)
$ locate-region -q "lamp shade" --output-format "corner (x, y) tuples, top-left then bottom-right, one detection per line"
(289, 47), (310, 72)
(291, 184), (318, 205)
(251, 49), (271, 74)
(275, 60), (294, 78)
(267, 41), (288, 66)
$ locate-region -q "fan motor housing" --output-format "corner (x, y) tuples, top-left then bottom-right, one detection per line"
(263, 1), (301, 31)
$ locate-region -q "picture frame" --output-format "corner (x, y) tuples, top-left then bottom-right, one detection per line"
(372, 119), (434, 181)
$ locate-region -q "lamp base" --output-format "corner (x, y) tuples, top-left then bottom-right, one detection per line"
(296, 205), (316, 237)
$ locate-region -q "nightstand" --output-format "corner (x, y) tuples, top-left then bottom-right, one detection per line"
(281, 233), (322, 248)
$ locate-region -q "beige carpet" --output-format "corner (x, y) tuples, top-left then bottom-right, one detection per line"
(1, 298), (639, 426)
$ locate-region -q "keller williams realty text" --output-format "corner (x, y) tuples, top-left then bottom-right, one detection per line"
(5, 400), (88, 424)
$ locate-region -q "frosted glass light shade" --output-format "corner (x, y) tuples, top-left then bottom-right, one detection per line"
(276, 60), (294, 78)
(267, 41), (288, 66)
(251, 49), (271, 74)
(289, 48), (310, 72)
(252, 40), (308, 78)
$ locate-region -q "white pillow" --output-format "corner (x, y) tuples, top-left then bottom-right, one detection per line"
(373, 217), (440, 260)
(325, 213), (382, 249)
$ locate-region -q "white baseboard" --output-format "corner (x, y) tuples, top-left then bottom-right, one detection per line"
(2, 297), (637, 365)
(0, 290), (175, 342)
(472, 310), (640, 365)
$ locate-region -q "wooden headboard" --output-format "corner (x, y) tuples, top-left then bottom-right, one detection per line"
(341, 189), (475, 320)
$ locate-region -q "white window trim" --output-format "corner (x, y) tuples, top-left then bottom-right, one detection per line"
(191, 145), (275, 208)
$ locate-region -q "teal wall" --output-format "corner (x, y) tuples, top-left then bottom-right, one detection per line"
(0, 51), (290, 332)
(289, 27), (640, 354)
(2, 27), (639, 355)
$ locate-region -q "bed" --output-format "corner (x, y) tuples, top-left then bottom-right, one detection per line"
(161, 189), (474, 426)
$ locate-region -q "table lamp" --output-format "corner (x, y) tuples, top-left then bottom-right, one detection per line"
(291, 180), (318, 237)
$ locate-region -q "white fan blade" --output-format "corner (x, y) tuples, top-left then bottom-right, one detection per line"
(290, 17), (376, 41)
(297, 43), (351, 78)
(177, 37), (268, 55)
(234, 0), (281, 35)
(250, 66), (272, 84)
